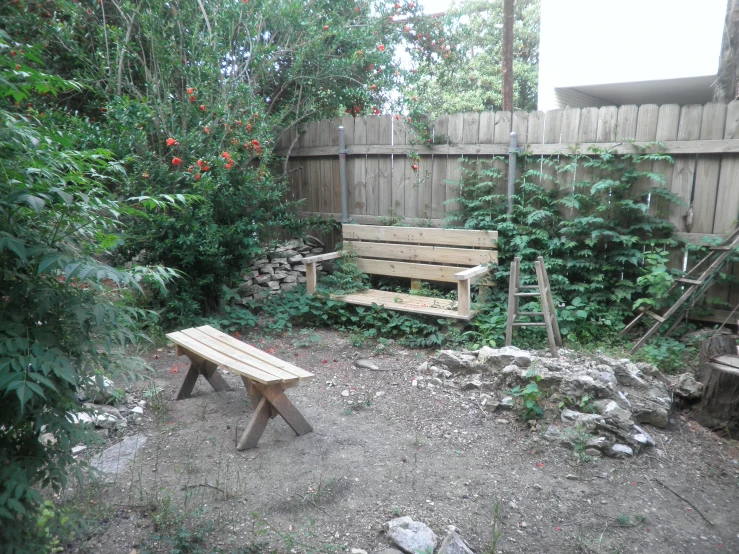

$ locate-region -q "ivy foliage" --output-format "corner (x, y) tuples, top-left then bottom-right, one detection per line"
(452, 145), (686, 346)
(0, 31), (174, 552)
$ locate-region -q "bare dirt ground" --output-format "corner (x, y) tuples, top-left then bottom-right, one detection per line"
(66, 327), (739, 554)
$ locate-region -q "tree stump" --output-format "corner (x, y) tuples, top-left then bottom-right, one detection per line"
(696, 352), (739, 432)
(697, 335), (738, 381)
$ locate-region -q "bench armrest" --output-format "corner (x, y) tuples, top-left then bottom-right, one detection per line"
(303, 251), (342, 264)
(455, 264), (491, 281)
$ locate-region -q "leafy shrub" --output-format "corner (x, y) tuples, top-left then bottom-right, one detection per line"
(0, 33), (172, 553)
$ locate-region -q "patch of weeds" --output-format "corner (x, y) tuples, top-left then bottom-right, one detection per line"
(615, 514), (647, 527)
(633, 337), (697, 374)
(143, 382), (167, 422)
(301, 477), (336, 506)
(487, 501), (503, 554)
(344, 394), (371, 415)
(291, 329), (324, 348)
(391, 506), (403, 517)
(253, 514), (339, 553)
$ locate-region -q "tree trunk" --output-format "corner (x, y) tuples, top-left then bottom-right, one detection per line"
(696, 356), (739, 432)
(714, 0), (739, 103)
(502, 0), (514, 112)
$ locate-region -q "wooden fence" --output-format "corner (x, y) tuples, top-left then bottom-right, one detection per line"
(275, 102), (739, 322)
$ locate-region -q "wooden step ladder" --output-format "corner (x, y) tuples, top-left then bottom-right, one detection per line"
(621, 227), (739, 353)
(505, 256), (562, 357)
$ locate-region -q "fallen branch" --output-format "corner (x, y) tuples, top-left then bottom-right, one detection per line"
(654, 478), (713, 526)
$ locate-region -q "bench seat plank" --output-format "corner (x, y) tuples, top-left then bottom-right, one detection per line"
(345, 241), (497, 266)
(343, 224), (498, 247)
(353, 258), (469, 283)
(168, 330), (285, 384)
(333, 289), (476, 320)
(194, 326), (313, 380)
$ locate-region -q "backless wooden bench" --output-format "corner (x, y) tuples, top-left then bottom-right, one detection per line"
(303, 224), (498, 320)
(166, 325), (314, 450)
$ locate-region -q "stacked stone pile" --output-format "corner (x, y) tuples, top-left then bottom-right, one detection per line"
(238, 235), (326, 301)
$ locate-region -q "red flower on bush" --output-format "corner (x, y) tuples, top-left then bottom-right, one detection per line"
(221, 151), (231, 159)
(204, 126), (210, 134)
(189, 95), (196, 102)
(199, 104), (206, 112)
(246, 123), (253, 131)
(15, 64), (20, 70)
(10, 50), (16, 56)
(172, 157), (183, 166)
(225, 162), (233, 169)
(186, 87), (194, 95)
(196, 159), (204, 167)
(378, 44), (384, 52)
(166, 137), (179, 146)
(195, 173), (201, 181)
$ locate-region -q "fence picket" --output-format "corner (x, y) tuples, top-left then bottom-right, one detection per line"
(391, 116), (407, 217)
(431, 115), (449, 219)
(378, 115), (393, 218)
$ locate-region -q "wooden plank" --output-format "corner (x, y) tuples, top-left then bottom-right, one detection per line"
(651, 104), (681, 218)
(345, 241), (496, 265)
(333, 289), (473, 320)
(479, 112), (495, 143)
(463, 112), (481, 144)
(282, 139), (739, 157)
(455, 264), (491, 279)
(616, 104), (638, 140)
(318, 120), (333, 215)
(457, 278), (471, 318)
(512, 111), (529, 145)
(365, 115), (381, 216)
(431, 115), (448, 219)
(477, 111), (496, 204)
(353, 258), (471, 282)
(378, 115), (393, 218)
(714, 355), (739, 370)
(560, 107), (581, 143)
(714, 100), (739, 234)
(692, 103), (727, 233)
(493, 111), (512, 195)
(237, 396), (271, 450)
(178, 328), (304, 382)
(343, 116), (357, 216)
(195, 326), (314, 379)
(526, 111), (545, 144)
(342, 224), (498, 247)
(330, 117), (342, 214)
(632, 104), (660, 199)
(352, 116), (368, 213)
(669, 104), (703, 230)
(542, 109), (562, 191)
(596, 106), (618, 142)
(578, 107), (599, 143)
(391, 115), (407, 217)
(446, 113), (464, 218)
(167, 331), (282, 384)
(301, 212), (445, 227)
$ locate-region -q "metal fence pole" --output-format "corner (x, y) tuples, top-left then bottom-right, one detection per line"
(338, 126), (349, 223)
(507, 131), (518, 217)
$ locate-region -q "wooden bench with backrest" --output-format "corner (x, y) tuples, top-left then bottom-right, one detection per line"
(167, 325), (314, 450)
(303, 224), (498, 320)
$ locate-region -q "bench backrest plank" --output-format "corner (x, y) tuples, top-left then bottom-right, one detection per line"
(345, 241), (497, 266)
(353, 259), (468, 282)
(342, 224), (498, 248)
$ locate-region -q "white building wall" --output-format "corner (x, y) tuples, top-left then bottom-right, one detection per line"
(538, 0), (726, 110)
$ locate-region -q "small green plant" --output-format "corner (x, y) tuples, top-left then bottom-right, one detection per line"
(143, 383), (167, 421)
(635, 336), (695, 374)
(634, 248), (675, 312)
(507, 370), (544, 420)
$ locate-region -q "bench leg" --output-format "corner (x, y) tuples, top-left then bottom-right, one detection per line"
(202, 360), (230, 392)
(237, 397), (271, 450)
(173, 350), (230, 400)
(255, 383), (313, 436)
(241, 376), (278, 418)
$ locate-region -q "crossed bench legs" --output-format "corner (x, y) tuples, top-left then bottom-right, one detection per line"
(172, 346), (313, 450)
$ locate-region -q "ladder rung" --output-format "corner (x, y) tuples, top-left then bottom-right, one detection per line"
(519, 285), (539, 289)
(676, 278), (703, 285)
(711, 246), (733, 250)
(514, 292), (540, 297)
(519, 311), (544, 316)
(644, 309), (665, 323)
(512, 322), (547, 327)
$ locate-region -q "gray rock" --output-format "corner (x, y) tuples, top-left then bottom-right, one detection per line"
(595, 371), (618, 386)
(632, 406), (669, 429)
(432, 350), (476, 373)
(430, 366), (453, 379)
(67, 411), (94, 425)
(254, 274), (271, 285)
(479, 394), (499, 412)
(297, 275), (307, 284)
(438, 530), (474, 554)
(384, 517), (437, 554)
(498, 396), (514, 410)
(91, 434), (148, 478)
(271, 271), (288, 280)
(673, 374), (703, 400)
(267, 281), (281, 290)
(71, 445), (87, 455)
(632, 424), (655, 446)
(304, 235), (324, 248)
(560, 408), (602, 425)
(283, 274), (297, 283)
(39, 432), (56, 446)
(83, 376), (116, 404)
(586, 436), (610, 451)
(416, 362), (429, 373)
(462, 379), (482, 391)
(613, 362), (647, 388)
(95, 413), (119, 429)
(560, 374), (610, 398)
(583, 448), (603, 457)
(288, 254), (303, 264)
(477, 345), (532, 370)
(607, 443), (634, 458)
(259, 265), (274, 275)
(293, 264), (307, 273)
(543, 425), (562, 442)
(603, 400), (633, 424)
(355, 359), (380, 371)
(374, 550), (403, 554)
